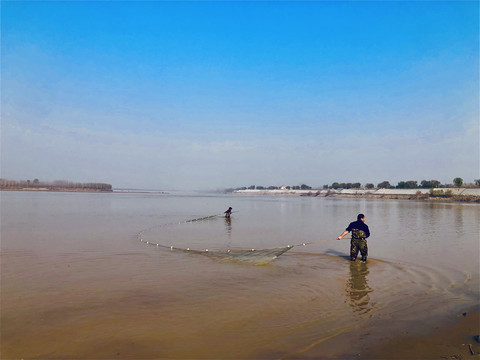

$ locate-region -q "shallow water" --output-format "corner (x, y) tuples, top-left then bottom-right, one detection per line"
(1, 191), (479, 359)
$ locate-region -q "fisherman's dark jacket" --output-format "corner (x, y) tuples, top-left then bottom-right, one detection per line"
(346, 220), (370, 239)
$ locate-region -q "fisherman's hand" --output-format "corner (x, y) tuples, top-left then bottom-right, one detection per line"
(336, 236), (342, 240)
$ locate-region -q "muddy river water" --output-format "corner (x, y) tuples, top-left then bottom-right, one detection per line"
(1, 191), (479, 359)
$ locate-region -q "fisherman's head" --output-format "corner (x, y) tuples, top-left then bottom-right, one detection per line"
(357, 213), (365, 222)
(228, 207), (232, 210)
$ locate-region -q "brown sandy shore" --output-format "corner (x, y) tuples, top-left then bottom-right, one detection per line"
(360, 306), (480, 360)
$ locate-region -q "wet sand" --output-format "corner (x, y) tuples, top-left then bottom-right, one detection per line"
(361, 306), (480, 359)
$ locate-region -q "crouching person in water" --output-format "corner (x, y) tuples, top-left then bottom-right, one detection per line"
(224, 207), (233, 218)
(337, 213), (370, 262)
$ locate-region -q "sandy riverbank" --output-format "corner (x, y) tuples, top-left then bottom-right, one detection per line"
(361, 306), (480, 359)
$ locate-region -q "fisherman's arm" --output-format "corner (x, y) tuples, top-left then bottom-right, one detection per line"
(337, 230), (349, 240)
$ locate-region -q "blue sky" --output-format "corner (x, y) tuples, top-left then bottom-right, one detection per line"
(1, 1), (478, 190)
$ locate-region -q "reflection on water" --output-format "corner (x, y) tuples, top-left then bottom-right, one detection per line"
(224, 217), (232, 238)
(346, 261), (373, 314)
(454, 205), (464, 236)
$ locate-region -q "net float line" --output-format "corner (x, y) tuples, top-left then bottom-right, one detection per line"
(137, 213), (348, 264)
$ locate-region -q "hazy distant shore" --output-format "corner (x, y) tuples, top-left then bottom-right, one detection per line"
(234, 188), (480, 203)
(0, 187), (113, 193)
(0, 179), (113, 193)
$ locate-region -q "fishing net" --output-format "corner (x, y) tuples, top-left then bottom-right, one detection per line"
(137, 213), (330, 265)
(141, 242), (294, 265)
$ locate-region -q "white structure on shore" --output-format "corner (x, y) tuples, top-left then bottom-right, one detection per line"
(234, 188), (480, 197)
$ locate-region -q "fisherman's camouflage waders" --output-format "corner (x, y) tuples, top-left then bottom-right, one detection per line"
(350, 229), (368, 261)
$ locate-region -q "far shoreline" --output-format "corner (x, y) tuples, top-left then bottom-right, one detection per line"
(233, 188), (480, 203)
(0, 187), (113, 193)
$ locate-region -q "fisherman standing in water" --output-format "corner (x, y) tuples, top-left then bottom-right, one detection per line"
(224, 207), (233, 218)
(337, 213), (370, 262)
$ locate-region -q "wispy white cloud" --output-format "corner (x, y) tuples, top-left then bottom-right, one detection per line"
(2, 115), (479, 189)
(190, 140), (256, 153)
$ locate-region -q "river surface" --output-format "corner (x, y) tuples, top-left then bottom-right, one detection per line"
(1, 191), (479, 359)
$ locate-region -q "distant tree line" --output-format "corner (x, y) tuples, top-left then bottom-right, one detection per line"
(327, 178), (479, 189)
(234, 178), (480, 191)
(328, 182), (362, 189)
(318, 178), (479, 189)
(0, 178), (113, 191)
